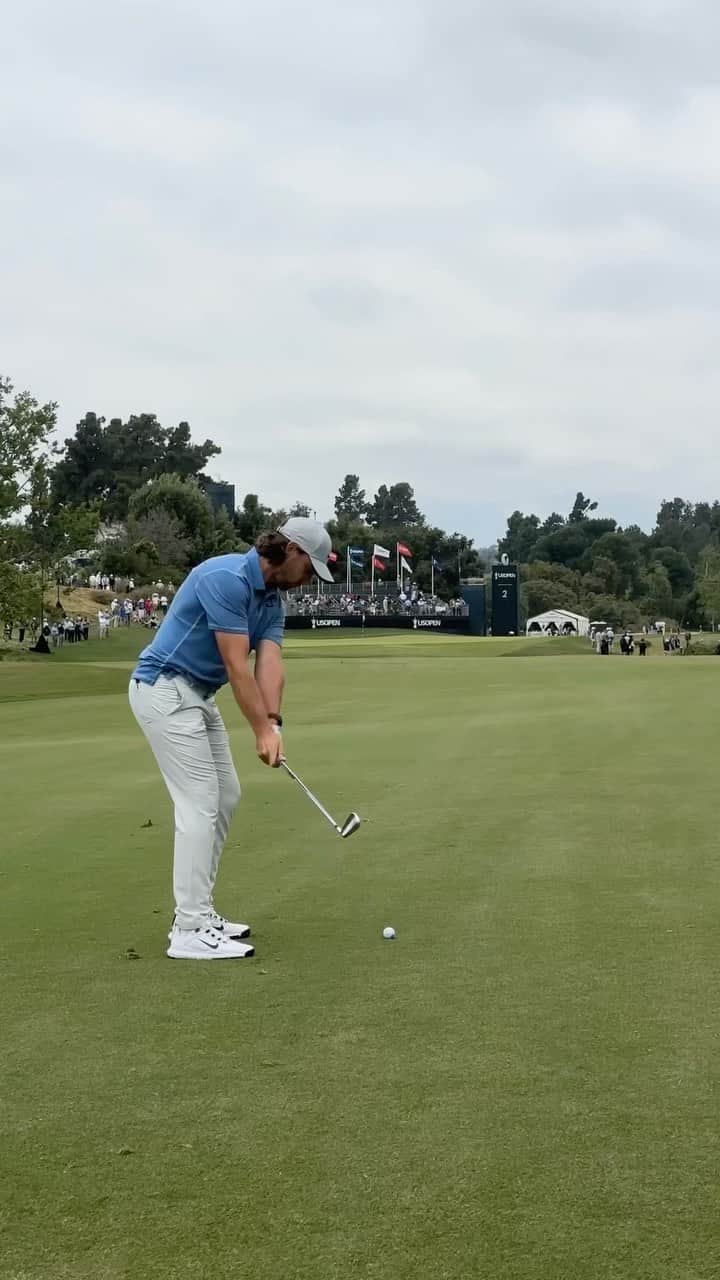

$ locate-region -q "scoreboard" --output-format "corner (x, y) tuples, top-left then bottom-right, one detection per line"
(491, 563), (519, 636)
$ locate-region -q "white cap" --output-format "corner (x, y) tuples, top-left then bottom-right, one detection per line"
(277, 517), (334, 581)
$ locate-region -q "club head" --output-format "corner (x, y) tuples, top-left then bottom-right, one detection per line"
(338, 812), (361, 839)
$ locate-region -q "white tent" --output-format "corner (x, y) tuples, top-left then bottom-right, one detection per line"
(526, 608), (589, 637)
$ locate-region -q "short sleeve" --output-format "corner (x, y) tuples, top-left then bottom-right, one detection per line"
(196, 569), (250, 634)
(258, 600), (285, 647)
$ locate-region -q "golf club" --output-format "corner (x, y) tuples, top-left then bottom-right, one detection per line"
(280, 760), (361, 838)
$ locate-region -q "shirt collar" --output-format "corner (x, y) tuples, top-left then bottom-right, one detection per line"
(246, 547), (274, 595)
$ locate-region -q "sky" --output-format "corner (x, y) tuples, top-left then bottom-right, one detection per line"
(3, 0), (720, 545)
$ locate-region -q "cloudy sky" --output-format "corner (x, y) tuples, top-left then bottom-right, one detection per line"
(3, 0), (719, 544)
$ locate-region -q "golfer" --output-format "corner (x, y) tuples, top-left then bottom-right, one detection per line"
(129, 518), (334, 960)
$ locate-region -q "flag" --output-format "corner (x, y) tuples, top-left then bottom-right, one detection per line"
(432, 557), (443, 570)
(397, 542), (412, 557)
(400, 555), (413, 575)
(328, 551), (339, 563)
(373, 543), (390, 559)
(372, 557), (386, 572)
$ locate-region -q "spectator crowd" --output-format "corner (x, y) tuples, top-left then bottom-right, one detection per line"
(285, 587), (468, 618)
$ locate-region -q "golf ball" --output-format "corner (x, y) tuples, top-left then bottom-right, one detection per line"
(382, 926), (396, 940)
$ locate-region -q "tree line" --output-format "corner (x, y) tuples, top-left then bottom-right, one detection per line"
(0, 378), (485, 622)
(3, 373), (720, 629)
(499, 493), (720, 629)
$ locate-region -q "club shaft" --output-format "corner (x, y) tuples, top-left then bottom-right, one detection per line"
(280, 762), (339, 831)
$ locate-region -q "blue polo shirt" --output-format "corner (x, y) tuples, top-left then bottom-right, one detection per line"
(132, 550), (284, 693)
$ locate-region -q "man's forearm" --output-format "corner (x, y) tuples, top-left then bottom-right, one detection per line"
(255, 649), (285, 717)
(226, 665), (272, 735)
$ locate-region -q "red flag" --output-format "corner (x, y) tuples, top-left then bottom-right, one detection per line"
(372, 557), (386, 572)
(328, 551), (338, 563)
(397, 542), (412, 557)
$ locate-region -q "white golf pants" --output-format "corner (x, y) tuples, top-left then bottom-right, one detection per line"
(129, 675), (241, 929)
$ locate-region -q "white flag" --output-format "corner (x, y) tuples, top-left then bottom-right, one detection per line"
(400, 555), (413, 575)
(373, 543), (390, 558)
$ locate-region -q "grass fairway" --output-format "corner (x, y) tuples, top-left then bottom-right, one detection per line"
(1, 633), (718, 1280)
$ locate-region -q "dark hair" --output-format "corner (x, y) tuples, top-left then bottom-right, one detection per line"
(256, 531), (289, 566)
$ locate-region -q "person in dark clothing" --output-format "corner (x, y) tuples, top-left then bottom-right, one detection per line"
(639, 638), (648, 656)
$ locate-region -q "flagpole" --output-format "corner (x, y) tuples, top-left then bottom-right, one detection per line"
(396, 542), (400, 589)
(431, 557), (435, 597)
(347, 545), (350, 593)
(371, 557), (375, 599)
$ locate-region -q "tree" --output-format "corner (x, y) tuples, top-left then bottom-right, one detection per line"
(163, 421), (221, 480)
(288, 501), (312, 518)
(497, 511), (541, 563)
(21, 459), (100, 621)
(0, 376), (58, 519)
(641, 564), (674, 620)
(212, 506), (241, 555)
(235, 493), (273, 544)
(585, 531), (643, 597)
(125, 510), (192, 573)
(128, 474), (215, 564)
(47, 412), (111, 511)
(0, 559), (40, 627)
(584, 555), (619, 597)
(521, 561), (581, 616)
(334, 475), (367, 523)
(531, 523), (591, 568)
(582, 593), (642, 630)
(568, 492), (598, 522)
(366, 482), (424, 528)
(650, 546), (694, 596)
(525, 579), (579, 616)
(51, 412), (221, 520)
(540, 511), (565, 535)
(696, 544), (720, 628)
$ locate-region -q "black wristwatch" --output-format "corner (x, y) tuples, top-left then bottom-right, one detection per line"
(268, 713), (283, 728)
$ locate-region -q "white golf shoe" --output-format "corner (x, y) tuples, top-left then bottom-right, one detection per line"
(168, 911), (251, 943)
(208, 909), (251, 940)
(167, 924), (255, 960)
